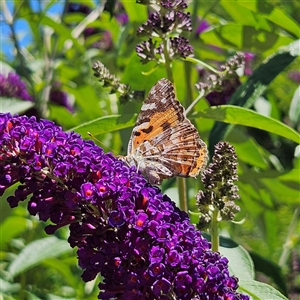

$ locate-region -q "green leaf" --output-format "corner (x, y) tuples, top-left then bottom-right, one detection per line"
(250, 251), (287, 295)
(201, 23), (243, 48)
(49, 105), (78, 129)
(0, 277), (20, 294)
(278, 168), (300, 190)
(230, 43), (299, 109)
(42, 257), (77, 288)
(7, 237), (71, 278)
(264, 208), (278, 255)
(64, 84), (105, 121)
(261, 178), (300, 205)
(208, 40), (299, 151)
(0, 98), (35, 114)
(46, 294), (76, 300)
(70, 114), (136, 138)
(228, 128), (269, 169)
(238, 180), (265, 215)
(200, 24), (293, 52)
(121, 0), (147, 23)
(219, 236), (255, 280)
(238, 0), (300, 38)
(196, 105), (300, 144)
(122, 52), (166, 89)
(39, 16), (85, 53)
(55, 64), (80, 81)
(64, 12), (88, 24)
(239, 279), (288, 300)
(89, 13), (121, 45)
(0, 216), (27, 250)
(221, 1), (271, 31)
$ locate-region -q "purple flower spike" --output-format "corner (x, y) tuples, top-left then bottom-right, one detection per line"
(0, 73), (32, 101)
(0, 113), (249, 299)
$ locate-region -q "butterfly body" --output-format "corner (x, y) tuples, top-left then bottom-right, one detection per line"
(120, 79), (208, 185)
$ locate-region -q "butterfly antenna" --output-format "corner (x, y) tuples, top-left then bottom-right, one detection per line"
(87, 132), (116, 154)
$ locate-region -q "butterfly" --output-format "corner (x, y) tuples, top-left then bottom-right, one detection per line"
(120, 78), (208, 185)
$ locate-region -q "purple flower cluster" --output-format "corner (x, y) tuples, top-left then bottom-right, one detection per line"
(205, 76), (241, 106)
(195, 53), (245, 105)
(0, 73), (32, 101)
(0, 113), (249, 300)
(137, 11), (192, 36)
(136, 0), (193, 63)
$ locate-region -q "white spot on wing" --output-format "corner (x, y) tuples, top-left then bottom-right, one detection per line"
(141, 103), (157, 111)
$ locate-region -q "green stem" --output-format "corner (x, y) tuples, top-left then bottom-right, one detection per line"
(177, 178), (188, 212)
(191, 0), (200, 35)
(184, 92), (203, 116)
(185, 57), (226, 74)
(162, 38), (174, 82)
(184, 62), (193, 107)
(3, 1), (35, 92)
(39, 0), (76, 118)
(211, 208), (220, 252)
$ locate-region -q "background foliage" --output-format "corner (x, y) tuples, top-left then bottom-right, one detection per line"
(0, 0), (299, 299)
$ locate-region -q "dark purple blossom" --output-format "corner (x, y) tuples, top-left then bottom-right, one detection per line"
(66, 3), (114, 51)
(169, 36), (194, 58)
(67, 3), (91, 14)
(83, 27), (113, 51)
(244, 52), (255, 75)
(136, 0), (193, 64)
(136, 39), (158, 64)
(96, 30), (113, 51)
(196, 53), (245, 104)
(50, 82), (74, 112)
(196, 19), (210, 35)
(206, 76), (241, 106)
(137, 11), (191, 36)
(116, 12), (129, 25)
(0, 113), (249, 300)
(0, 73), (32, 101)
(288, 71), (300, 83)
(137, 13), (167, 36)
(160, 0), (187, 10)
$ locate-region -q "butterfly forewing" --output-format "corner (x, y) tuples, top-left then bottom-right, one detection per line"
(128, 79), (185, 154)
(125, 78), (208, 184)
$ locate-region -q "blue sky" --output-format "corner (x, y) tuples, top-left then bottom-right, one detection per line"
(1, 1), (64, 62)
